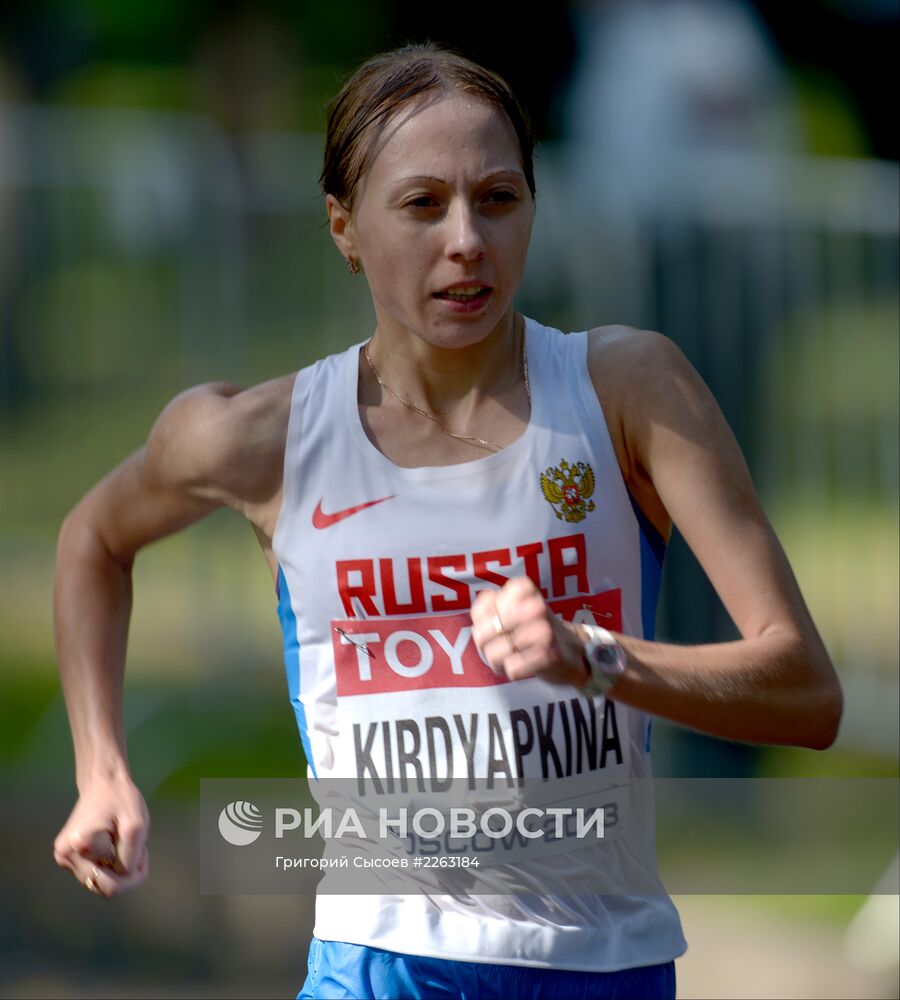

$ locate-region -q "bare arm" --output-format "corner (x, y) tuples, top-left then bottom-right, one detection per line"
(53, 377), (289, 896)
(471, 328), (842, 750)
(594, 329), (843, 748)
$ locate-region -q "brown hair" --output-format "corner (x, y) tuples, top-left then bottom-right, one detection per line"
(320, 42), (536, 213)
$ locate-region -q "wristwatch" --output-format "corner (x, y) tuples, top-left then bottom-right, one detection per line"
(578, 624), (627, 697)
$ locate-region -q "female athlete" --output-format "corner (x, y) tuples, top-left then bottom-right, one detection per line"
(52, 42), (843, 1000)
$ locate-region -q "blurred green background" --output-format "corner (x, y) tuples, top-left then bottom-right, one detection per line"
(1, 1), (897, 997)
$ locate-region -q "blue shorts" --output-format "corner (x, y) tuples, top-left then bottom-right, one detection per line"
(297, 936), (677, 999)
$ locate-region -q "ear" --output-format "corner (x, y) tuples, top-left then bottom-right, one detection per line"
(326, 194), (358, 260)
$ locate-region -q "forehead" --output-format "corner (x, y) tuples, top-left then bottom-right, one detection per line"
(359, 92), (524, 191)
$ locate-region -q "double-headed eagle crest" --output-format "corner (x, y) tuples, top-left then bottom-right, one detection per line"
(540, 459), (596, 522)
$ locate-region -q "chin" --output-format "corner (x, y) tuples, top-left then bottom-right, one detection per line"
(431, 309), (512, 343)
(376, 298), (512, 349)
(430, 328), (500, 353)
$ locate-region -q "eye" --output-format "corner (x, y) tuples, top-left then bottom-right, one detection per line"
(405, 195), (439, 209)
(486, 190), (517, 204)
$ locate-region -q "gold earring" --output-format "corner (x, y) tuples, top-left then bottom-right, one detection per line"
(347, 257), (361, 275)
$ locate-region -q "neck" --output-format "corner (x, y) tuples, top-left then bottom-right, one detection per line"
(364, 311), (525, 415)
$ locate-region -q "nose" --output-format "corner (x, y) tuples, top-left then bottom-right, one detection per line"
(446, 199), (486, 262)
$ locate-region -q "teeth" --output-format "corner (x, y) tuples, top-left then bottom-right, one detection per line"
(443, 287), (485, 300)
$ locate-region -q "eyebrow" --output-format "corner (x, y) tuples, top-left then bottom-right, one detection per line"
(390, 170), (526, 187)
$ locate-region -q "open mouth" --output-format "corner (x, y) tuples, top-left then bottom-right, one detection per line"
(433, 287), (492, 303)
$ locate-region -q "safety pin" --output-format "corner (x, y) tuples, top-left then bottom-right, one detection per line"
(334, 627), (375, 658)
(582, 603), (613, 620)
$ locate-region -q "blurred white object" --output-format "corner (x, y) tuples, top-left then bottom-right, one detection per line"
(845, 851), (900, 974)
(565, 0), (802, 212)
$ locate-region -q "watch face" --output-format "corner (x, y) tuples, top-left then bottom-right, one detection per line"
(595, 643), (619, 667)
(585, 636), (626, 679)
(580, 627), (625, 695)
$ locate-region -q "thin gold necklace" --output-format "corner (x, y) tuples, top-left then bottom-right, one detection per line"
(364, 325), (531, 453)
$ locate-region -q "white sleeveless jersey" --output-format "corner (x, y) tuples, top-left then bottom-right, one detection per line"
(272, 316), (687, 972)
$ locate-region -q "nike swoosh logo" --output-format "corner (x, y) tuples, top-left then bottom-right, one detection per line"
(312, 495), (396, 529)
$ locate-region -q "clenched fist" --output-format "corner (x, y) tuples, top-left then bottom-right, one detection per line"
(471, 576), (589, 687)
(53, 771), (150, 898)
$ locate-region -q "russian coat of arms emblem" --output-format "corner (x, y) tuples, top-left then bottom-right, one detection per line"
(540, 459), (596, 522)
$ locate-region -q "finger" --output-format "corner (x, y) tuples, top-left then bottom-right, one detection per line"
(476, 631), (520, 675)
(472, 617), (515, 659)
(67, 824), (114, 861)
(494, 599), (548, 642)
(472, 599), (540, 653)
(485, 655), (508, 678)
(507, 617), (556, 656)
(478, 613), (559, 679)
(470, 588), (499, 626)
(54, 846), (75, 874)
(95, 829), (118, 867)
(495, 576), (538, 608)
(471, 597), (507, 645)
(113, 815), (148, 874)
(494, 585), (542, 625)
(71, 862), (108, 899)
(77, 846), (149, 898)
(471, 615), (501, 652)
(77, 828), (118, 869)
(501, 645), (549, 682)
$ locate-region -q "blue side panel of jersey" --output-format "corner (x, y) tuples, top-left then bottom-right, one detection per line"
(276, 564), (318, 780)
(626, 491), (666, 754)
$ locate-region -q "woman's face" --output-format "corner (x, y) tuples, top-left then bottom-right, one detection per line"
(327, 91), (535, 350)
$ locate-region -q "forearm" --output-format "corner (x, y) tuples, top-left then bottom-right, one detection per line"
(608, 629), (842, 750)
(54, 513), (134, 790)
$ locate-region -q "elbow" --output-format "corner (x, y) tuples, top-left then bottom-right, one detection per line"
(811, 679), (843, 750)
(776, 633), (844, 750)
(801, 666), (844, 751)
(57, 506), (134, 573)
(57, 508), (86, 559)
(57, 506), (95, 561)
(59, 497), (94, 543)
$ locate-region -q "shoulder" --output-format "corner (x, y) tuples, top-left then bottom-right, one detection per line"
(585, 323), (707, 440)
(582, 324), (711, 540)
(144, 372), (297, 515)
(585, 321), (759, 519)
(586, 324), (687, 387)
(534, 317), (678, 387)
